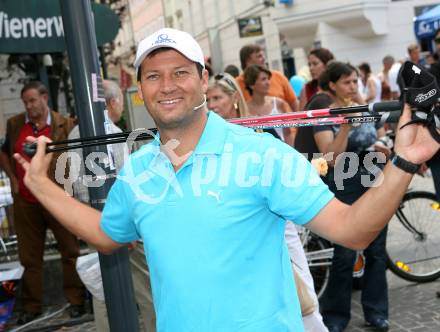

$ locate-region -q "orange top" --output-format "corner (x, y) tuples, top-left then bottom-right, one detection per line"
(237, 70), (297, 107)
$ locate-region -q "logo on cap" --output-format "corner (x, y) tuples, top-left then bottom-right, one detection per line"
(153, 34), (176, 46)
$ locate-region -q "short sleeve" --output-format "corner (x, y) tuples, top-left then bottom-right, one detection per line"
(256, 135), (334, 225)
(305, 93), (332, 111)
(100, 167), (140, 243)
(309, 94), (335, 135)
(313, 124), (333, 134)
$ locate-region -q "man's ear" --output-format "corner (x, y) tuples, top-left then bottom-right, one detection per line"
(137, 82), (144, 101)
(201, 69), (209, 94)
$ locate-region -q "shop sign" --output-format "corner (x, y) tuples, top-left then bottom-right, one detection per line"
(0, 0), (120, 54)
(238, 17), (263, 38)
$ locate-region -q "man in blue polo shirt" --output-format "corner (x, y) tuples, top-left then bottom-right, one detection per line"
(14, 28), (440, 332)
(102, 109), (332, 331)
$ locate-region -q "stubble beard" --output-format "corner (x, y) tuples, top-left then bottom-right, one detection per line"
(155, 106), (203, 131)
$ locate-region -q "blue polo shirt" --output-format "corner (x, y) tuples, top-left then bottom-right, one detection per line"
(101, 111), (334, 332)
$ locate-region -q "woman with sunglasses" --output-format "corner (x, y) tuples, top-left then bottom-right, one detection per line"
(243, 64), (296, 146)
(207, 72), (249, 119)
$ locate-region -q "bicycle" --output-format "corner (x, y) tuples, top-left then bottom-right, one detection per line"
(298, 227), (333, 299)
(300, 188), (440, 298)
(386, 189), (440, 282)
(377, 131), (440, 282)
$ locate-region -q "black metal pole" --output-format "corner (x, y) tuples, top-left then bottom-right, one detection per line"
(37, 55), (53, 109)
(99, 46), (108, 79)
(59, 1), (140, 331)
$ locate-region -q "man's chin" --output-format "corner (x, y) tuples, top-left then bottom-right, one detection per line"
(156, 114), (189, 130)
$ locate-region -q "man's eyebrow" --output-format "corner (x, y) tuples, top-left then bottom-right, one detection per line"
(143, 65), (193, 74)
(174, 65), (192, 70)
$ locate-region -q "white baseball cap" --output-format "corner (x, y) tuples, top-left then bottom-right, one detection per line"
(134, 28), (205, 70)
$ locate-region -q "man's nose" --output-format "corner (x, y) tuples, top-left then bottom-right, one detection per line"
(160, 75), (177, 94)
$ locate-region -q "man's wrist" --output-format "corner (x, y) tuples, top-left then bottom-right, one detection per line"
(27, 176), (52, 196)
(389, 152), (420, 174)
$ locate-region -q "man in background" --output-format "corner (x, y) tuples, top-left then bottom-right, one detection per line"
(236, 44), (298, 113)
(0, 81), (85, 324)
(407, 43), (425, 67)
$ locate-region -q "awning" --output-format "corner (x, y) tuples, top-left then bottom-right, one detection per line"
(0, 0), (120, 54)
(414, 4), (440, 39)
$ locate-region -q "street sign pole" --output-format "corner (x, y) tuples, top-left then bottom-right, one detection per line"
(36, 55), (53, 109)
(59, 1), (140, 331)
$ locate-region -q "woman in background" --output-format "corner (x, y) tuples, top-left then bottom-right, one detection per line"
(299, 48), (335, 112)
(243, 64), (296, 146)
(358, 62), (382, 104)
(207, 72), (248, 119)
(314, 62), (390, 332)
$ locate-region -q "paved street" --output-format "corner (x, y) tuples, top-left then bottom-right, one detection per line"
(346, 273), (440, 332)
(5, 273), (440, 331)
(347, 173), (440, 331)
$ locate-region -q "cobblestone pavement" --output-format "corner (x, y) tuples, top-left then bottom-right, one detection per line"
(346, 273), (440, 332)
(5, 273), (440, 331)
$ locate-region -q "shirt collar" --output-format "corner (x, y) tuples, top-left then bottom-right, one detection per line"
(150, 111), (229, 157)
(192, 111), (228, 155)
(25, 110), (52, 126)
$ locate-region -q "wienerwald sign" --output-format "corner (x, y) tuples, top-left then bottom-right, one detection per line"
(0, 0), (120, 54)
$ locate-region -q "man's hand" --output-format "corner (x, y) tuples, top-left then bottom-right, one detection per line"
(13, 136), (53, 193)
(394, 104), (440, 164)
(373, 143), (391, 159)
(416, 162), (429, 176)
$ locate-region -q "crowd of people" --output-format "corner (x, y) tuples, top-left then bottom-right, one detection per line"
(0, 25), (439, 332)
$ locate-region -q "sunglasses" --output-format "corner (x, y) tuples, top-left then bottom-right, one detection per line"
(214, 73), (237, 90)
(435, 37), (440, 43)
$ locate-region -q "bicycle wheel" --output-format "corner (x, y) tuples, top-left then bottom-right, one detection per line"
(305, 235), (333, 299)
(386, 191), (440, 282)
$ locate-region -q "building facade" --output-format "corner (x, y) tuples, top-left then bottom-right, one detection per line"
(2, 0), (440, 137)
(107, 0), (166, 81)
(162, 0), (440, 76)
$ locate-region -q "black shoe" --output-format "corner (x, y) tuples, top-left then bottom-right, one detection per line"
(327, 325), (344, 332)
(16, 311), (41, 325)
(365, 318), (389, 332)
(68, 304), (85, 319)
